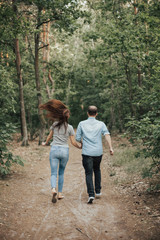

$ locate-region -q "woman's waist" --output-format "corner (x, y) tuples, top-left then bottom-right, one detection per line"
(51, 143), (69, 148)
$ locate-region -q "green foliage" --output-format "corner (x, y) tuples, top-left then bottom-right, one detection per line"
(0, 0), (159, 183)
(111, 143), (153, 182)
(0, 121), (24, 176)
(126, 91), (160, 177)
(146, 183), (160, 193)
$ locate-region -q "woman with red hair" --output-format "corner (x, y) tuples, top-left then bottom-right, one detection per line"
(39, 99), (81, 203)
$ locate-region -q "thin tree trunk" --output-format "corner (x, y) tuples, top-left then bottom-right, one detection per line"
(138, 64), (142, 87)
(125, 64), (134, 116)
(134, 0), (138, 15)
(133, 0), (142, 87)
(6, 53), (9, 66)
(12, 0), (28, 146)
(121, 49), (134, 116)
(66, 33), (79, 105)
(46, 22), (50, 63)
(1, 52), (3, 63)
(115, 59), (124, 132)
(47, 22), (55, 96)
(35, 6), (46, 145)
(42, 20), (51, 98)
(66, 79), (71, 105)
(14, 38), (28, 146)
(48, 69), (54, 95)
(109, 56), (115, 129)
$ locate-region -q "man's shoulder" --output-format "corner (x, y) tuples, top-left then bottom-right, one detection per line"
(78, 119), (88, 125)
(78, 119), (106, 126)
(95, 119), (105, 125)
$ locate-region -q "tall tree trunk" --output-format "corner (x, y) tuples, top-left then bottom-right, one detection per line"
(125, 64), (134, 116)
(66, 79), (71, 105)
(46, 22), (54, 96)
(12, 0), (28, 146)
(133, 0), (142, 87)
(66, 33), (79, 105)
(121, 49), (134, 116)
(48, 69), (55, 95)
(6, 53), (9, 66)
(109, 56), (115, 129)
(134, 0), (138, 15)
(42, 20), (51, 98)
(35, 6), (46, 145)
(14, 38), (28, 146)
(138, 64), (142, 87)
(48, 27), (55, 96)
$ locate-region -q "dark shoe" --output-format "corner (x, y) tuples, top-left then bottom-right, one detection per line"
(95, 193), (102, 198)
(52, 192), (57, 203)
(87, 196), (94, 204)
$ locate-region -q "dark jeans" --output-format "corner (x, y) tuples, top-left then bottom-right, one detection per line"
(82, 154), (102, 197)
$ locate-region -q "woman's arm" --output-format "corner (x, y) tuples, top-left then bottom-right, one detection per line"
(42, 130), (53, 146)
(69, 135), (82, 149)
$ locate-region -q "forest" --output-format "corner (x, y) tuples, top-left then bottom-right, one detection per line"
(0, 0), (160, 177)
(0, 1), (160, 239)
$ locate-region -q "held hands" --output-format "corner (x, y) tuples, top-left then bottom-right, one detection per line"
(79, 142), (82, 149)
(77, 142), (82, 149)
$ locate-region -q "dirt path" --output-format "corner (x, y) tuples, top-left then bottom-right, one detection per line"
(0, 139), (159, 240)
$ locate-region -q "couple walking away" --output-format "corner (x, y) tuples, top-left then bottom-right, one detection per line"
(39, 99), (114, 204)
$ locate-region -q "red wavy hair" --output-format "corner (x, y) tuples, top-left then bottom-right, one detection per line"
(39, 99), (70, 130)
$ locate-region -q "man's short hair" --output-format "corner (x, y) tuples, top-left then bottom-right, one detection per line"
(88, 106), (97, 116)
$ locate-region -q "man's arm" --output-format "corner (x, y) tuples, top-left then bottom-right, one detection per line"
(105, 134), (114, 155)
(69, 135), (82, 149)
(76, 123), (82, 142)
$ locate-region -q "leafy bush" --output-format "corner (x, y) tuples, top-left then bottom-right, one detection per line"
(0, 121), (24, 176)
(126, 117), (160, 178)
(124, 89), (160, 178)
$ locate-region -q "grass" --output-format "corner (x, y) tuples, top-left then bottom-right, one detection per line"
(113, 145), (152, 174)
(103, 136), (160, 191)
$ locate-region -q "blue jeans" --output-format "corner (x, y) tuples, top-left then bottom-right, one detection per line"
(82, 155), (102, 197)
(49, 146), (69, 192)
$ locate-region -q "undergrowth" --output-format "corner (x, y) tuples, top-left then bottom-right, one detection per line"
(106, 138), (160, 191)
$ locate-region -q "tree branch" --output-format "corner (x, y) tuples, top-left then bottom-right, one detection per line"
(36, 19), (51, 29)
(38, 44), (49, 51)
(48, 70), (54, 85)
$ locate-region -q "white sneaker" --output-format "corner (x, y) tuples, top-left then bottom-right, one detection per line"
(96, 193), (102, 198)
(87, 196), (94, 204)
